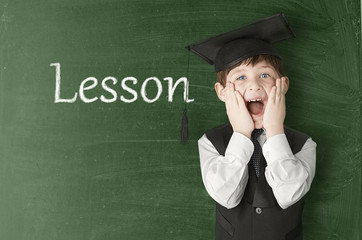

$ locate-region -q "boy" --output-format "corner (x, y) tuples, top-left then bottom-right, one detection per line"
(187, 14), (316, 240)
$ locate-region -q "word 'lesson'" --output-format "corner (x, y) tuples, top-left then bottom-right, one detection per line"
(50, 63), (194, 103)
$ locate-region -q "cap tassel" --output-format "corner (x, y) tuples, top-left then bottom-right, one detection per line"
(180, 50), (191, 143)
(180, 108), (188, 143)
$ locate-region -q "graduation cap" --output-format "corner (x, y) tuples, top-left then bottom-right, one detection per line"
(186, 13), (296, 72)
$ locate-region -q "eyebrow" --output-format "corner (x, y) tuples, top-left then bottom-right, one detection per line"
(230, 65), (273, 75)
(258, 65), (274, 69)
(229, 68), (245, 74)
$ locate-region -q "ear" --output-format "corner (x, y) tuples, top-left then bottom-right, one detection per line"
(284, 76), (290, 94)
(215, 82), (225, 102)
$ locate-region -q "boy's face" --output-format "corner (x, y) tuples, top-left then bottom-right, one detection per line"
(216, 60), (287, 129)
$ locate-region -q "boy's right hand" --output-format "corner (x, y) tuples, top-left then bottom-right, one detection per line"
(224, 82), (254, 139)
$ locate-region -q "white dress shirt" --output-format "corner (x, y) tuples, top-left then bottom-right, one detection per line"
(198, 130), (316, 210)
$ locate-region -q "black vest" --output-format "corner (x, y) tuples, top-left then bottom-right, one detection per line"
(205, 123), (310, 240)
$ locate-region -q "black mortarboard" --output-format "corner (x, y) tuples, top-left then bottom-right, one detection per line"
(186, 13), (296, 72)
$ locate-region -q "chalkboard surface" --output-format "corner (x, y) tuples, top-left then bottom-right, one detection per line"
(0, 0), (360, 239)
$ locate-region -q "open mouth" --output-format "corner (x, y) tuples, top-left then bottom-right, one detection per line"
(246, 99), (264, 115)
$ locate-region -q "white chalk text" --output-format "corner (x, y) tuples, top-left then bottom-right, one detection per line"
(50, 63), (194, 103)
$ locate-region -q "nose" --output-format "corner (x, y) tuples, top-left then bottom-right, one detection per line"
(247, 78), (262, 92)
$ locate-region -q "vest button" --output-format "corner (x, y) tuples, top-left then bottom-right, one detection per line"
(256, 207), (262, 214)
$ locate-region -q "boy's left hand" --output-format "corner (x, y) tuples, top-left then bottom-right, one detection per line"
(263, 77), (288, 139)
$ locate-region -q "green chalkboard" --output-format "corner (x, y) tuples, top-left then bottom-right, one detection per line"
(0, 0), (360, 239)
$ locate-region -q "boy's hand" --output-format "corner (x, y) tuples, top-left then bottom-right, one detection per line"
(224, 82), (254, 139)
(263, 77), (288, 139)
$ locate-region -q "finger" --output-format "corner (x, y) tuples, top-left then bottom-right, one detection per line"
(275, 78), (281, 103)
(279, 78), (285, 102)
(269, 86), (276, 104)
(227, 82), (237, 106)
(225, 82), (237, 111)
(281, 77), (285, 94)
(224, 82), (231, 102)
(224, 82), (233, 102)
(234, 90), (246, 109)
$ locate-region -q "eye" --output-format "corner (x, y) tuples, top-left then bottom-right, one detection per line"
(237, 75), (246, 81)
(260, 73), (269, 78)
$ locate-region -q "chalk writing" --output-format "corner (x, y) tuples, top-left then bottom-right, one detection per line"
(50, 63), (194, 104)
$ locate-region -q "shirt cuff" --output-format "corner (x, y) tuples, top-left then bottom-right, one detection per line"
(225, 132), (254, 163)
(263, 134), (294, 164)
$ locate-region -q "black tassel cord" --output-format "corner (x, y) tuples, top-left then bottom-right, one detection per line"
(180, 51), (190, 143)
(180, 109), (188, 143)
